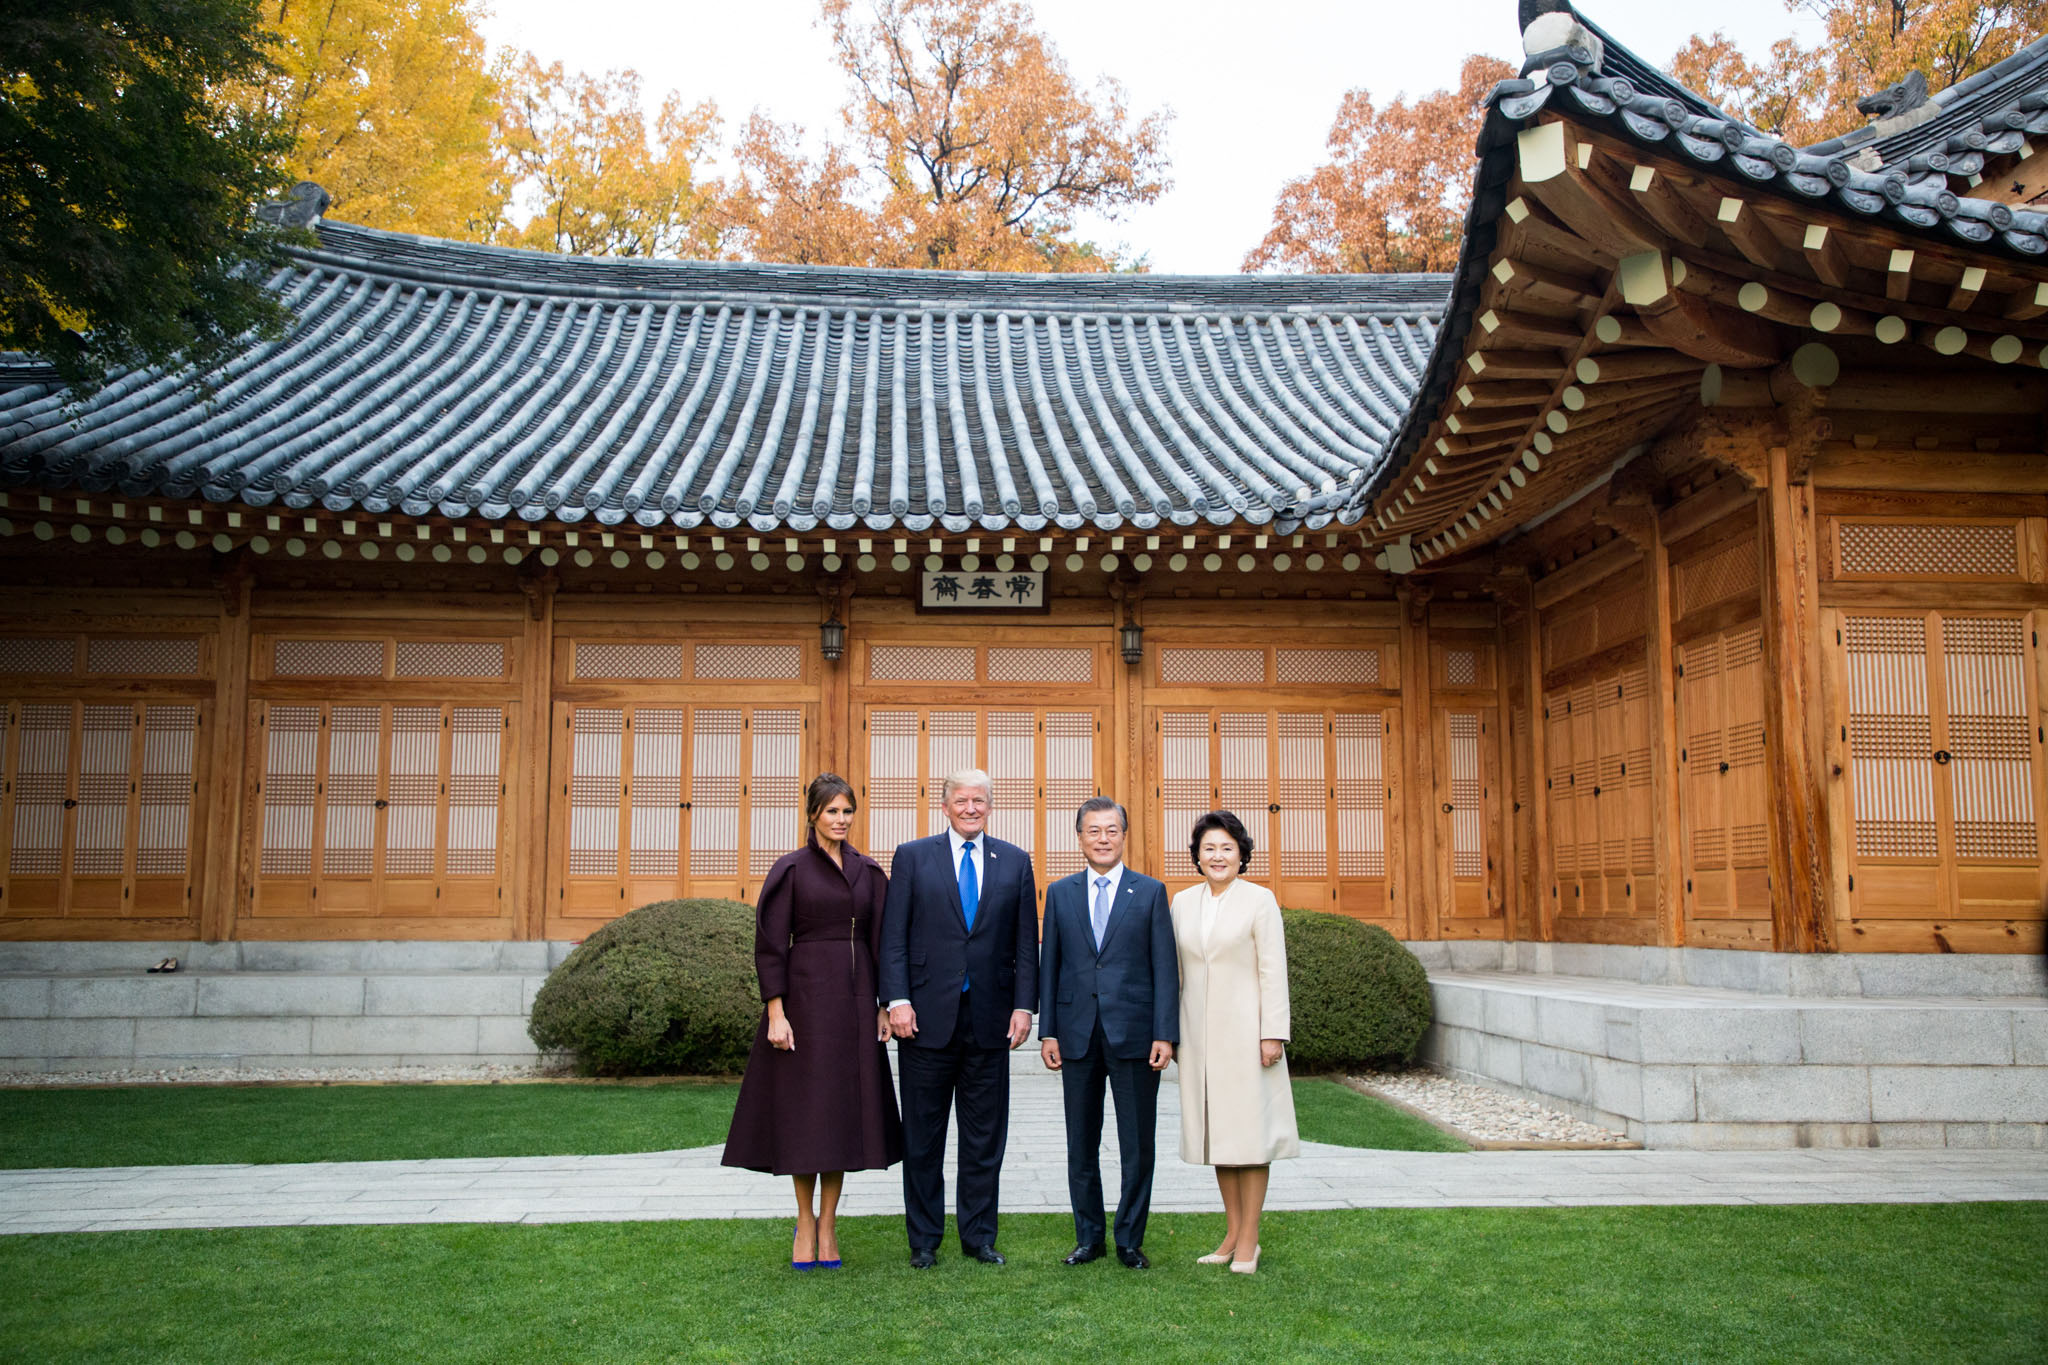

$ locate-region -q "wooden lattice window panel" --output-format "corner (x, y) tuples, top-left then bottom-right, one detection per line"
(3, 700), (200, 917)
(871, 646), (976, 683)
(1159, 712), (1212, 863)
(1598, 588), (1646, 650)
(1677, 625), (1771, 925)
(691, 709), (744, 879)
(575, 643), (683, 680)
(1331, 714), (1386, 879)
(1445, 650), (1479, 687)
(394, 642), (507, 678)
(1443, 712), (1484, 878)
(1941, 618), (2037, 861)
(1276, 713), (1328, 879)
(1845, 616), (1939, 860)
(1836, 522), (2021, 580)
(859, 706), (1098, 880)
(1159, 648), (1265, 686)
(86, 638), (202, 676)
(1276, 649), (1380, 686)
(253, 702), (507, 917)
(1217, 713), (1272, 879)
(696, 645), (803, 681)
(274, 640), (383, 677)
(987, 647), (1093, 684)
(749, 710), (804, 875)
(1676, 537), (1760, 616)
(0, 639), (77, 674)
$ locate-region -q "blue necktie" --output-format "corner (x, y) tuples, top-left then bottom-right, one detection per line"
(1092, 875), (1111, 952)
(958, 842), (978, 993)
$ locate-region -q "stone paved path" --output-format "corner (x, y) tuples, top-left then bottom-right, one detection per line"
(4, 1069), (2044, 1235)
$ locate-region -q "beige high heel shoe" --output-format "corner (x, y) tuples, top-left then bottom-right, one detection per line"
(1229, 1244), (1261, 1275)
(1196, 1249), (1232, 1266)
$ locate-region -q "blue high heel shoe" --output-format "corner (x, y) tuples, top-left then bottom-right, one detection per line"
(792, 1223), (818, 1271)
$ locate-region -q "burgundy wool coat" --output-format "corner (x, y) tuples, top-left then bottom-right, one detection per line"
(721, 834), (904, 1176)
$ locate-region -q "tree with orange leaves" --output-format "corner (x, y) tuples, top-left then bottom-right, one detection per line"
(725, 0), (1171, 271)
(1672, 1), (2048, 144)
(1243, 55), (1515, 276)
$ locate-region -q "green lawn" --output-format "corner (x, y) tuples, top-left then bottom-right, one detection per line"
(1, 1205), (2039, 1363)
(0, 1078), (1455, 1169)
(0, 1081), (742, 1169)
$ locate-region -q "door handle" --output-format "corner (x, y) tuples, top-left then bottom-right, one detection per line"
(1932, 750), (1952, 766)
(1719, 762), (1730, 774)
(374, 799), (389, 809)
(62, 797), (77, 809)
(1441, 802), (1454, 814)
(1267, 803), (1281, 814)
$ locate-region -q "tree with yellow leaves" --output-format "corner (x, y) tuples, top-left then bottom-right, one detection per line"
(726, 0), (1170, 271)
(497, 57), (724, 258)
(1671, 1), (2048, 144)
(241, 0), (505, 238)
(1244, 55), (1516, 275)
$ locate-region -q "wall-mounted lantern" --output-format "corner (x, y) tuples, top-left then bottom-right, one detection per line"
(820, 615), (847, 662)
(1118, 621), (1144, 666)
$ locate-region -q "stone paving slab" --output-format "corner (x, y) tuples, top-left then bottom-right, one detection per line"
(3, 1070), (2044, 1235)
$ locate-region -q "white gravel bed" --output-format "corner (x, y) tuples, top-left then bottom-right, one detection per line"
(1350, 1067), (1635, 1147)
(0, 1063), (572, 1087)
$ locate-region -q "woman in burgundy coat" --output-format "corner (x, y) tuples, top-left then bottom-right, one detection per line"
(722, 774), (903, 1269)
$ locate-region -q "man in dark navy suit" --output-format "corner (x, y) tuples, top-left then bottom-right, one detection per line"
(879, 768), (1038, 1268)
(1038, 796), (1177, 1270)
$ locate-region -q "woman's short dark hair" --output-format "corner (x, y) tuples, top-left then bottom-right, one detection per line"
(1188, 810), (1253, 874)
(805, 773), (856, 823)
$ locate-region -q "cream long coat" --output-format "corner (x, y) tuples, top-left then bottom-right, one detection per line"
(1170, 878), (1300, 1166)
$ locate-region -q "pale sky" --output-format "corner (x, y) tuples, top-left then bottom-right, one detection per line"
(477, 0), (1826, 274)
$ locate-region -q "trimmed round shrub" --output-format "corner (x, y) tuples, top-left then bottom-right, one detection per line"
(1281, 909), (1433, 1072)
(528, 898), (759, 1076)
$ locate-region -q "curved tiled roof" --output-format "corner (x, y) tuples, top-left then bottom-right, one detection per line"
(0, 223), (1447, 535)
(1497, 44), (2048, 260)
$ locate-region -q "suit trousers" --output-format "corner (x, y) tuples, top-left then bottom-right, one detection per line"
(897, 989), (1010, 1252)
(1061, 1020), (1160, 1252)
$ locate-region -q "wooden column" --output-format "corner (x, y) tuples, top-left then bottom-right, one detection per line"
(1493, 568), (1547, 942)
(1396, 584), (1436, 940)
(515, 571), (556, 941)
(197, 563), (252, 942)
(818, 580), (853, 781)
(1112, 586), (1145, 869)
(1761, 443), (1837, 952)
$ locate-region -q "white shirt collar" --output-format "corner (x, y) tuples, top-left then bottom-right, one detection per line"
(946, 826), (984, 862)
(1085, 862), (1125, 901)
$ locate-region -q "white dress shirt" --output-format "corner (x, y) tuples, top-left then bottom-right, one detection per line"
(888, 825), (993, 1012)
(1084, 861), (1125, 947)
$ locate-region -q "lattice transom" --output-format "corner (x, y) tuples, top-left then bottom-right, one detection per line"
(870, 646), (976, 682)
(86, 638), (201, 676)
(275, 640), (382, 677)
(1837, 522), (2020, 579)
(1159, 648), (1264, 685)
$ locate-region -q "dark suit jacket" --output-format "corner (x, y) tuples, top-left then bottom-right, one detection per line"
(879, 831), (1039, 1050)
(1038, 866), (1178, 1061)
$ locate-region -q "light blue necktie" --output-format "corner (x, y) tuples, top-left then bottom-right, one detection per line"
(1091, 875), (1111, 952)
(958, 841), (978, 993)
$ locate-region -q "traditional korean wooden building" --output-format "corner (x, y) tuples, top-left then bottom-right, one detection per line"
(1, 3), (2043, 973)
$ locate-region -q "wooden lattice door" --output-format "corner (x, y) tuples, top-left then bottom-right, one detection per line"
(1675, 624), (1771, 944)
(1153, 708), (1398, 922)
(1, 701), (202, 920)
(551, 703), (810, 928)
(250, 702), (509, 921)
(859, 706), (1104, 895)
(1431, 706), (1503, 932)
(1838, 611), (2046, 941)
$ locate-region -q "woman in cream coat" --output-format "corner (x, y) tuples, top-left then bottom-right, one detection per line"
(1170, 810), (1298, 1275)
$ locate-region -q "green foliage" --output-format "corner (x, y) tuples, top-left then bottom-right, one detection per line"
(0, 0), (296, 390)
(1281, 909), (1433, 1072)
(527, 898), (759, 1076)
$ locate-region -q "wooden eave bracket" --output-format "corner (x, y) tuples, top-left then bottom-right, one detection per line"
(210, 545), (253, 616)
(515, 565), (559, 620)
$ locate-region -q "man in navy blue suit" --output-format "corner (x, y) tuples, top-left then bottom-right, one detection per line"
(1038, 796), (1177, 1269)
(880, 768), (1038, 1268)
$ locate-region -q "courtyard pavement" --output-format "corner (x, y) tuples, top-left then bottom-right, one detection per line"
(3, 1068), (2044, 1235)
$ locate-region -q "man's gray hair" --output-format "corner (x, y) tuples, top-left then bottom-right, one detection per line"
(1074, 796), (1128, 832)
(942, 768), (993, 801)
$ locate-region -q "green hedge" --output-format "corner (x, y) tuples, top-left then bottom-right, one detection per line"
(527, 898), (759, 1076)
(1281, 910), (1433, 1072)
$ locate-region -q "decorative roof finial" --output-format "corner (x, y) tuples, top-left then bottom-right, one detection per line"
(257, 181), (331, 229)
(1856, 70), (1931, 124)
(1520, 1), (1603, 79)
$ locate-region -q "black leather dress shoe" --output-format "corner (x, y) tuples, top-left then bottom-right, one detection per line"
(1062, 1243), (1106, 1266)
(909, 1248), (938, 1269)
(1116, 1246), (1150, 1269)
(962, 1244), (1006, 1265)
